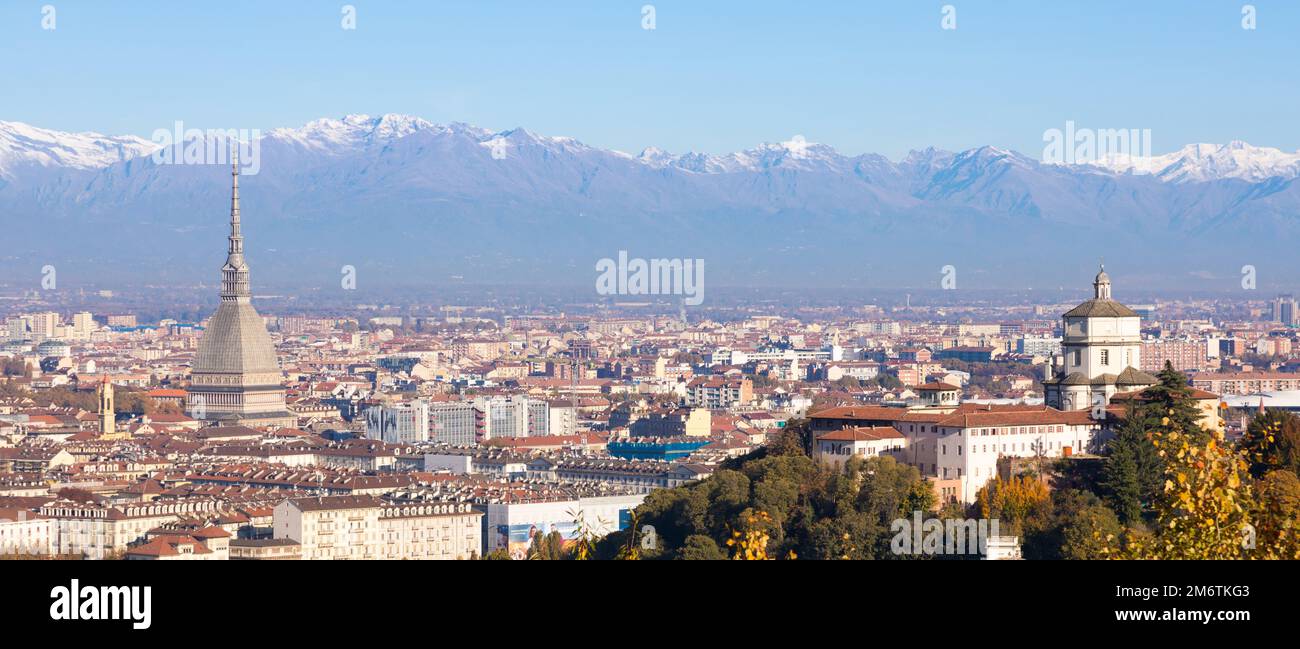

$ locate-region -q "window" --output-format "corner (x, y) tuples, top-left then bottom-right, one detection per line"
(1101, 349), (1110, 366)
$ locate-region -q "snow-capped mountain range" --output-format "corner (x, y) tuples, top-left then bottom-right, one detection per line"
(1091, 141), (1300, 184)
(4, 114), (1298, 182)
(4, 114), (1300, 288)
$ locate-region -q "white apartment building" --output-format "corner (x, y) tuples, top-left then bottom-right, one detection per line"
(481, 395), (548, 439)
(364, 400), (430, 444)
(39, 499), (226, 559)
(5, 316), (31, 341)
(429, 400), (480, 445)
(547, 401), (578, 437)
(428, 396), (552, 444)
(71, 312), (96, 339)
(0, 509), (52, 556)
(1017, 336), (1061, 357)
(30, 312), (60, 341)
(274, 495), (481, 560)
(376, 501), (482, 560)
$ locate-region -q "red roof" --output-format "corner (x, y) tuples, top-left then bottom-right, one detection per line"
(915, 382), (960, 391)
(817, 426), (904, 442)
(809, 406), (909, 420)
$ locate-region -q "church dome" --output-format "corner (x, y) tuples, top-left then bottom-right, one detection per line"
(193, 303), (280, 374)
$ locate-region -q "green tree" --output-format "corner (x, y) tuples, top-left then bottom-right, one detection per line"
(1239, 409), (1300, 478)
(1059, 503), (1123, 560)
(675, 534), (726, 560)
(1252, 470), (1300, 560)
(1143, 362), (1206, 442)
(1099, 410), (1163, 524)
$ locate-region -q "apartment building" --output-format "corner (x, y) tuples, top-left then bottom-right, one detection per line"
(274, 495), (481, 560)
(1191, 371), (1300, 395)
(1140, 339), (1208, 373)
(685, 377), (752, 409)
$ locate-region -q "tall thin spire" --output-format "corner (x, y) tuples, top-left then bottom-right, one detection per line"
(221, 141), (251, 304)
(231, 144), (241, 236)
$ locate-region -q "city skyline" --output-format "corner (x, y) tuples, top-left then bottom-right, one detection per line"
(3, 4), (1299, 623)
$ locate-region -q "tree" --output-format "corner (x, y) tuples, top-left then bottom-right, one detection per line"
(592, 446), (932, 560)
(1143, 362), (1207, 442)
(675, 534), (726, 560)
(727, 510), (775, 560)
(1018, 488), (1119, 560)
(1059, 503), (1123, 560)
(527, 530), (565, 560)
(1239, 409), (1300, 478)
(975, 475), (1050, 537)
(768, 418), (812, 458)
(1110, 422), (1254, 560)
(2, 358), (30, 377)
(1099, 409), (1163, 524)
(1252, 470), (1300, 560)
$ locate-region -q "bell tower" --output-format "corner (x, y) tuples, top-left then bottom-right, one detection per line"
(97, 376), (122, 439)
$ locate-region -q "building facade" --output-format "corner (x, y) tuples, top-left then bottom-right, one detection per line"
(1043, 267), (1157, 411)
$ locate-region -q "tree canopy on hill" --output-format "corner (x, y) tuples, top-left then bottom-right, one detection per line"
(595, 450), (935, 560)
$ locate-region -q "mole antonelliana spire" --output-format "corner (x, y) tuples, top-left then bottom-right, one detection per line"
(186, 142), (294, 428)
(222, 146), (251, 303)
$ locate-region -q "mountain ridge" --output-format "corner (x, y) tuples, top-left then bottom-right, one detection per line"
(4, 115), (1300, 290)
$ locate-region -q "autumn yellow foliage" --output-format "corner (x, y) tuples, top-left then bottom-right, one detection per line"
(1106, 411), (1299, 560)
(727, 511), (774, 560)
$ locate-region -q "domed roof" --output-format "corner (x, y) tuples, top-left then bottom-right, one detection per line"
(193, 302), (280, 374)
(1065, 264), (1134, 317)
(1063, 300), (1139, 318)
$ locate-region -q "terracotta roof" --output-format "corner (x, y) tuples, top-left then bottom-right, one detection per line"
(126, 535), (213, 557)
(809, 405), (909, 420)
(915, 382), (960, 391)
(817, 426), (904, 442)
(934, 408), (1095, 428)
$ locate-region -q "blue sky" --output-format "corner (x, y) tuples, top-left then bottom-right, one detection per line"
(3, 0), (1297, 159)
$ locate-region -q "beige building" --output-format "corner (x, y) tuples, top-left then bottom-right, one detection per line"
(39, 499), (226, 559)
(274, 495), (481, 560)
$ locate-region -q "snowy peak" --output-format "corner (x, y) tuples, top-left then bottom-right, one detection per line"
(267, 113), (438, 152)
(634, 136), (849, 174)
(4, 115), (1300, 187)
(0, 120), (158, 174)
(1093, 140), (1300, 183)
